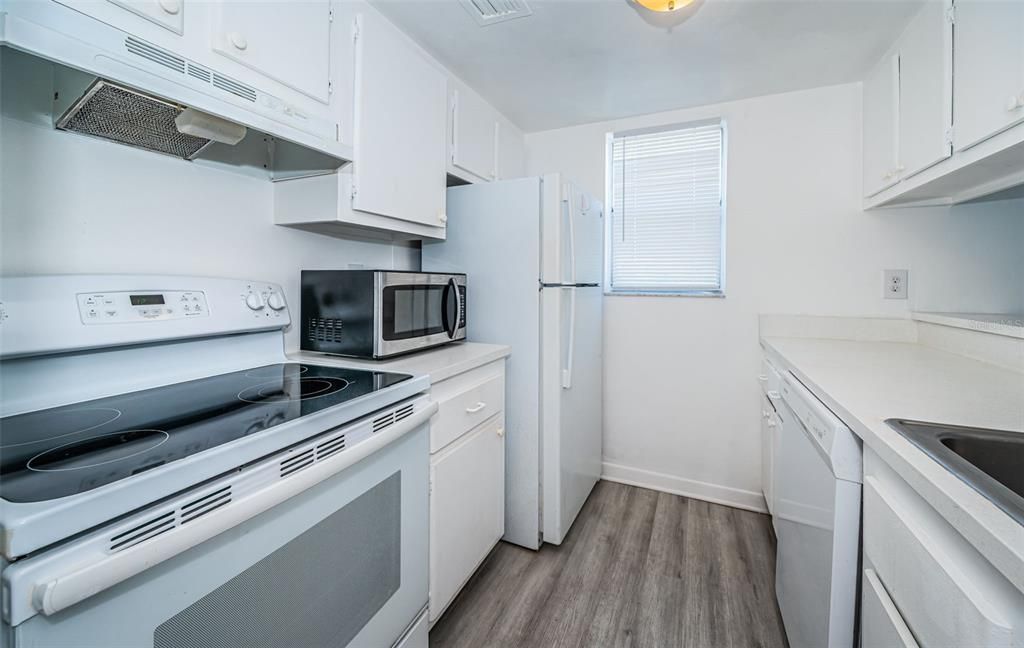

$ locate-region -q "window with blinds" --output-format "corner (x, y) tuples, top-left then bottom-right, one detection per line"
(606, 121), (725, 295)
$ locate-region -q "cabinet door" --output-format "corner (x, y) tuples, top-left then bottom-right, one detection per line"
(861, 568), (920, 648)
(53, 0), (184, 35)
(429, 414), (505, 623)
(212, 0), (332, 103)
(898, 0), (953, 178)
(760, 394), (775, 514)
(863, 52), (901, 197)
(450, 88), (498, 181)
(352, 13), (447, 228)
(953, 0), (1024, 151)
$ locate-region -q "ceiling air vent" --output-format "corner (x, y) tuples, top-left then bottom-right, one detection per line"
(458, 0), (532, 26)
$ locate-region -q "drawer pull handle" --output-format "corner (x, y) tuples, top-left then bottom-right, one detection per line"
(465, 402), (486, 414)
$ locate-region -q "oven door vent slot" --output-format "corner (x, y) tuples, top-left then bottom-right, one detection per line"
(372, 412), (395, 432)
(180, 486), (233, 524)
(280, 448), (315, 476)
(109, 511), (176, 552)
(394, 404), (414, 422)
(316, 433), (347, 460)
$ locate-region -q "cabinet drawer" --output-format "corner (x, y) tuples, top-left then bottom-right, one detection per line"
(862, 463), (1020, 647)
(431, 370), (504, 453)
(861, 568), (919, 648)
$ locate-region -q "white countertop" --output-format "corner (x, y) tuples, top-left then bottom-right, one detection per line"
(761, 335), (1024, 593)
(913, 311), (1024, 339)
(290, 342), (510, 385)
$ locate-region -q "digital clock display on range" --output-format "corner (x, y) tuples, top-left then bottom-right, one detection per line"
(129, 294), (165, 306)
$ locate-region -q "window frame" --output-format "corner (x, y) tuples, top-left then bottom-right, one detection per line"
(603, 118), (728, 298)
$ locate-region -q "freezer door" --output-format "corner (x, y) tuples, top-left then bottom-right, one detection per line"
(540, 176), (604, 286)
(540, 285), (602, 545)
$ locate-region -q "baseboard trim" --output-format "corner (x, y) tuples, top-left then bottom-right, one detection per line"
(601, 462), (768, 514)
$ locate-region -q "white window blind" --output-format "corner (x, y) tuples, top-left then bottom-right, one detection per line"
(608, 122), (725, 294)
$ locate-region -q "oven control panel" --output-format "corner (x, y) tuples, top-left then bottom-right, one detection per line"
(77, 290), (209, 325)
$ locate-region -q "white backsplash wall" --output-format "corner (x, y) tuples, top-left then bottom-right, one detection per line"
(0, 57), (418, 353)
(525, 82), (1024, 510)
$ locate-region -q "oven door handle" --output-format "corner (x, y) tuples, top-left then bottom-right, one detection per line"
(13, 402), (438, 625)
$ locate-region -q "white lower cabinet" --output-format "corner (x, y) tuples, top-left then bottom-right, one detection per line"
(861, 568), (919, 648)
(427, 360), (506, 624)
(861, 447), (1023, 647)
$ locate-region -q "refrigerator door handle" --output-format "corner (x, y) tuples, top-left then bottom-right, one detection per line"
(562, 287), (576, 390)
(563, 183), (578, 285)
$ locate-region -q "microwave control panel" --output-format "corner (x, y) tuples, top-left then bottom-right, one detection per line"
(77, 290), (209, 324)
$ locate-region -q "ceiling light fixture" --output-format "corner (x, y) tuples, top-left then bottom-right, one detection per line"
(628, 0), (702, 30)
(633, 0), (694, 12)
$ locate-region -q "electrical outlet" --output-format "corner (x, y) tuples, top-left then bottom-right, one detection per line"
(883, 269), (908, 299)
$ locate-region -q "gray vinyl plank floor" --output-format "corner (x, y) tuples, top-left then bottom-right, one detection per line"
(429, 480), (789, 648)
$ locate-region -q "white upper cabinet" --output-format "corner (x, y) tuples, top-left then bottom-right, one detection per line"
(351, 11), (447, 228)
(450, 88), (498, 182)
(863, 52), (900, 197)
(211, 0), (332, 103)
(53, 0), (185, 35)
(952, 0), (1024, 151)
(897, 0), (952, 177)
(862, 0), (1024, 206)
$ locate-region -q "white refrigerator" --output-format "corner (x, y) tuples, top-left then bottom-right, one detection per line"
(423, 173), (603, 549)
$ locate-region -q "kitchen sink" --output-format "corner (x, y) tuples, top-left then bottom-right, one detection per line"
(886, 419), (1024, 525)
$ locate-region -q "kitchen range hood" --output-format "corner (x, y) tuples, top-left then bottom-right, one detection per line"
(55, 79), (247, 161)
(0, 1), (351, 180)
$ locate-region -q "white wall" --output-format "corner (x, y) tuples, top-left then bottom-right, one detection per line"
(525, 82), (1024, 510)
(1, 51), (418, 354)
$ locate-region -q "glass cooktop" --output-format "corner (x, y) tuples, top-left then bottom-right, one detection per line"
(0, 363), (411, 503)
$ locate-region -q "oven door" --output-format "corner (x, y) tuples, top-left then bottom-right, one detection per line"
(377, 273), (466, 358)
(6, 416), (430, 648)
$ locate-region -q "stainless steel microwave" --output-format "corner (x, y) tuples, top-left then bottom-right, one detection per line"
(300, 270), (466, 359)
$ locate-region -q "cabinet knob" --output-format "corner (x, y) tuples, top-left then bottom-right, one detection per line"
(158, 0), (180, 14)
(496, 427), (505, 437)
(228, 32), (248, 51)
(438, 213), (448, 224)
(1007, 94), (1024, 112)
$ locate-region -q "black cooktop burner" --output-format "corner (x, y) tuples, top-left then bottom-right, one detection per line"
(0, 363), (411, 503)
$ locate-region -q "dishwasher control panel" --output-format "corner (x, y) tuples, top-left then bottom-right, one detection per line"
(77, 290), (209, 325)
(781, 372), (863, 482)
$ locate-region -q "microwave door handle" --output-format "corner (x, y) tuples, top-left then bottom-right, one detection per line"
(446, 278), (460, 339)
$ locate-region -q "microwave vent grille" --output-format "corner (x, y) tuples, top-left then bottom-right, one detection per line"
(308, 318), (345, 344)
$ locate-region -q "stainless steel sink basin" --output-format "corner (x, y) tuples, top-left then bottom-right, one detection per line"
(886, 419), (1024, 525)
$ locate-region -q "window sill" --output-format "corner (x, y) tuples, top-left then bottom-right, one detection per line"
(604, 290), (725, 298)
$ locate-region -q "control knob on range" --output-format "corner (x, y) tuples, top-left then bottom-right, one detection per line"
(245, 292), (265, 310)
(266, 292), (286, 311)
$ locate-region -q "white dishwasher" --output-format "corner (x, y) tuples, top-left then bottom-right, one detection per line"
(774, 372), (863, 648)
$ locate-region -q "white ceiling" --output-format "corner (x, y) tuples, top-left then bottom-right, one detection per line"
(367, 0), (924, 132)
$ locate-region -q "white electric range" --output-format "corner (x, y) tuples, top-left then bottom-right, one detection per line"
(0, 274), (433, 648)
